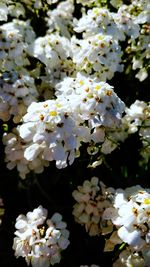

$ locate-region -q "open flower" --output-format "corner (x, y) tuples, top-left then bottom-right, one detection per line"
(13, 206), (70, 267)
(72, 177), (115, 236)
(103, 186), (150, 250)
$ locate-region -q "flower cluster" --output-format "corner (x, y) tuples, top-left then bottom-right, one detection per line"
(27, 33), (75, 82)
(0, 19), (35, 71)
(46, 0), (75, 38)
(3, 128), (49, 179)
(73, 179), (150, 266)
(102, 185), (150, 266)
(3, 75), (124, 177)
(0, 1), (149, 266)
(103, 185), (150, 250)
(0, 1), (25, 21)
(0, 0), (148, 179)
(72, 177), (115, 236)
(120, 100), (150, 165)
(13, 206), (70, 267)
(0, 71), (38, 123)
(71, 34), (123, 81)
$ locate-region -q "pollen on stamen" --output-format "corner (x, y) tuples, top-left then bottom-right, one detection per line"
(50, 111), (57, 116)
(144, 198), (150, 204)
(95, 85), (101, 90)
(79, 80), (84, 86)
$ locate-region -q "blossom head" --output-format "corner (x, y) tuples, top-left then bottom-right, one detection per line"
(13, 206), (70, 266)
(72, 177), (115, 236)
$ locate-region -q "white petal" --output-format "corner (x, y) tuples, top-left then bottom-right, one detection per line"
(24, 144), (42, 161)
(118, 226), (145, 249)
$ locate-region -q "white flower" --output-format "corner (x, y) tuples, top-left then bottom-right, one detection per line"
(27, 33), (74, 82)
(3, 128), (49, 179)
(0, 3), (8, 21)
(113, 5), (140, 40)
(135, 68), (148, 82)
(72, 177), (115, 236)
(13, 206), (70, 267)
(101, 138), (117, 154)
(8, 3), (25, 18)
(56, 73), (125, 129)
(74, 7), (123, 41)
(71, 34), (123, 81)
(125, 100), (147, 119)
(0, 20), (34, 71)
(47, 0), (74, 38)
(11, 73), (125, 173)
(103, 186), (150, 250)
(18, 98), (83, 169)
(123, 100), (149, 134)
(118, 227), (145, 250)
(0, 71), (38, 123)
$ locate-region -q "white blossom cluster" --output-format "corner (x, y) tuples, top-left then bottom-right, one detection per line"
(71, 34), (123, 81)
(0, 1), (149, 266)
(122, 100), (150, 164)
(73, 8), (125, 81)
(104, 100), (150, 166)
(124, 0), (150, 81)
(27, 33), (75, 82)
(3, 128), (49, 179)
(0, 0), (58, 13)
(46, 0), (75, 38)
(0, 71), (38, 123)
(0, 0), (148, 176)
(0, 1), (25, 21)
(73, 179), (150, 266)
(73, 0), (149, 81)
(76, 0), (122, 8)
(72, 177), (115, 236)
(55, 73), (125, 129)
(2, 75), (124, 177)
(102, 185), (150, 266)
(0, 19), (35, 71)
(103, 185), (150, 250)
(13, 206), (70, 267)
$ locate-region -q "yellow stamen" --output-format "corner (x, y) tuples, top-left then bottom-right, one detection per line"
(95, 85), (101, 90)
(98, 35), (103, 40)
(50, 111), (57, 116)
(144, 199), (150, 204)
(79, 80), (84, 86)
